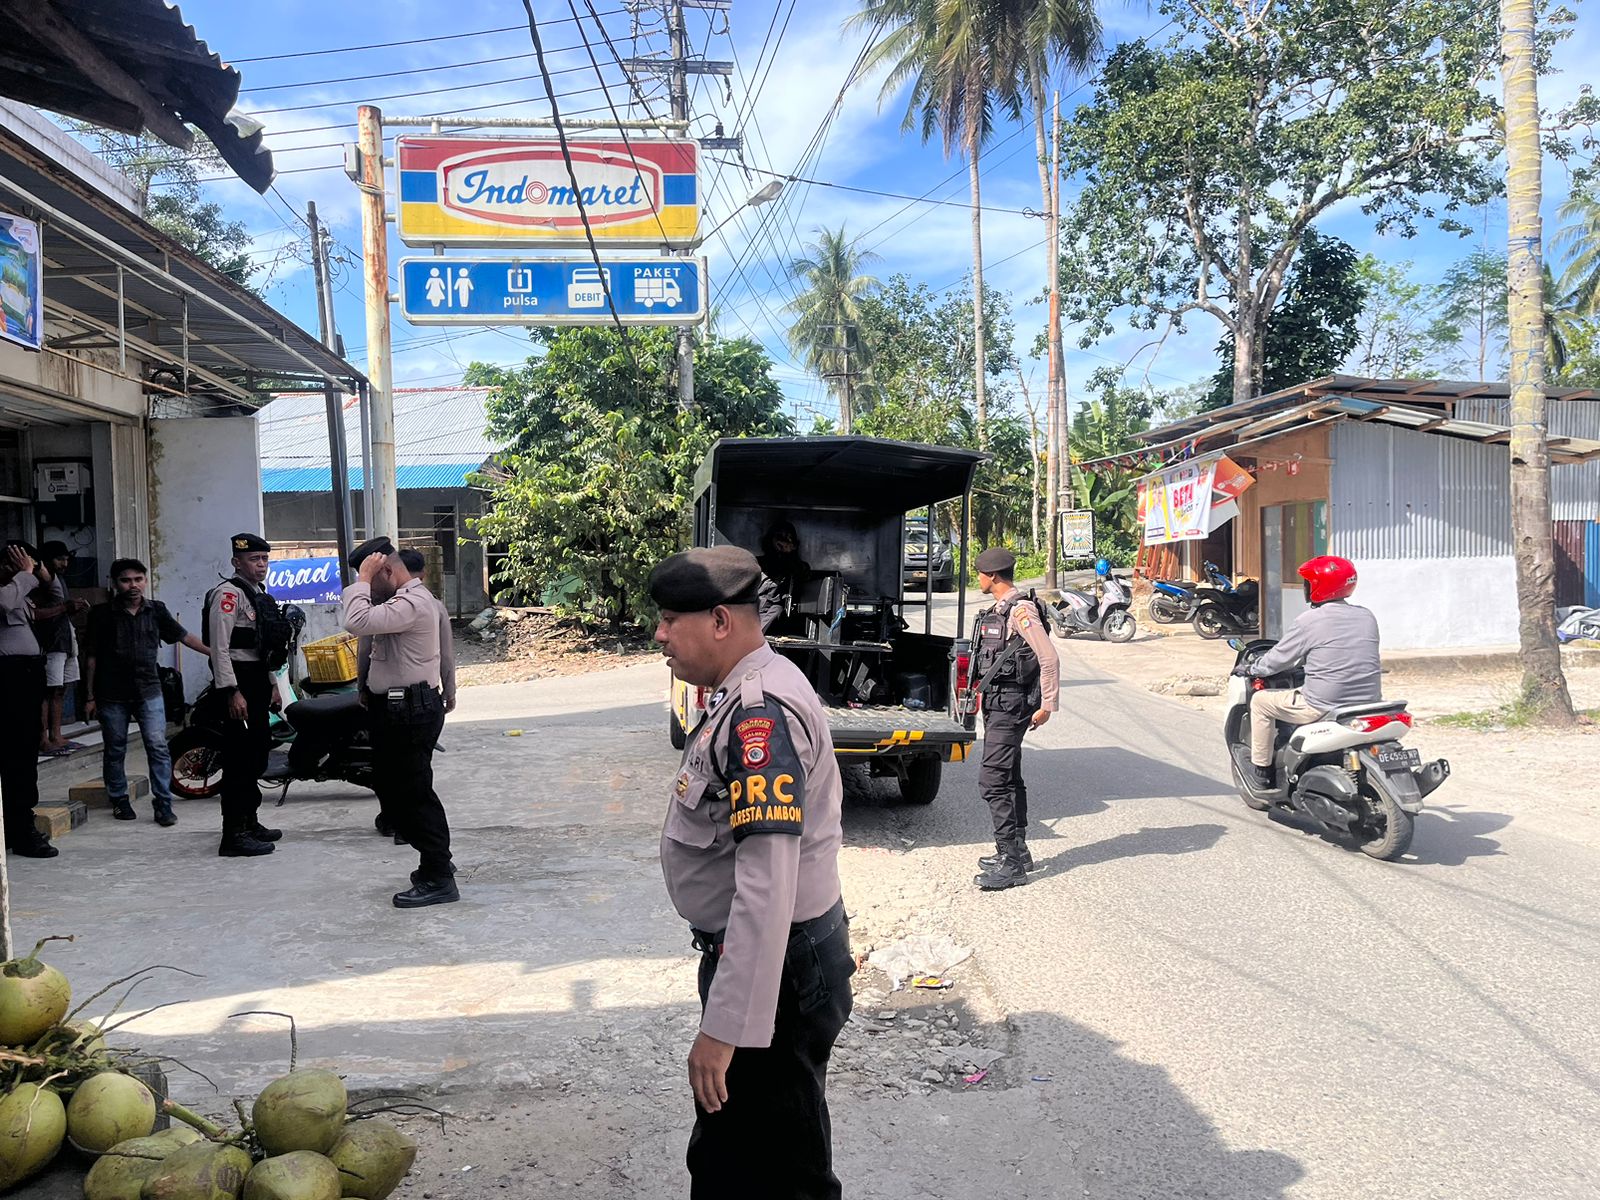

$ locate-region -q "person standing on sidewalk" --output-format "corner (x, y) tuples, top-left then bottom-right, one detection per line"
(32, 541), (87, 756)
(970, 547), (1060, 891)
(0, 541), (58, 858)
(650, 545), (853, 1200)
(84, 558), (210, 825)
(206, 533), (286, 858)
(343, 541), (456, 909)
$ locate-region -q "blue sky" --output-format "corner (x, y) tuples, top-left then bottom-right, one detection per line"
(171, 0), (1600, 423)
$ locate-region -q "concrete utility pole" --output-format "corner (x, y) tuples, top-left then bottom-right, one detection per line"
(1045, 91), (1064, 589)
(668, 0), (695, 409)
(819, 323), (860, 433)
(357, 103), (399, 540)
(307, 201), (355, 584)
(1502, 0), (1576, 721)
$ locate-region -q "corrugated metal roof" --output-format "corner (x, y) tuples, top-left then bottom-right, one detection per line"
(0, 0), (273, 192)
(258, 388), (498, 493)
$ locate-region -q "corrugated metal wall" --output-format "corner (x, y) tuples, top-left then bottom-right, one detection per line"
(1553, 520), (1588, 605)
(1458, 398), (1600, 520)
(1330, 422), (1512, 559)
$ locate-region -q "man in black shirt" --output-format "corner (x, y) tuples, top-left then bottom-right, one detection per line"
(84, 558), (209, 825)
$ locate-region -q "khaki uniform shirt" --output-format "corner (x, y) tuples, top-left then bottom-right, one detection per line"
(1003, 594), (1061, 712)
(0, 573), (38, 656)
(357, 595), (456, 704)
(207, 578), (262, 689)
(342, 578), (442, 691)
(661, 644), (844, 1048)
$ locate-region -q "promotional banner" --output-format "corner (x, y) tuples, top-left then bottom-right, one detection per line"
(396, 137), (699, 247)
(1141, 455), (1255, 545)
(267, 557), (342, 604)
(1060, 510), (1095, 558)
(0, 212), (43, 352)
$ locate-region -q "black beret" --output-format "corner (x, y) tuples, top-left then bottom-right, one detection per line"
(347, 536), (396, 571)
(649, 546), (763, 612)
(975, 547), (1016, 574)
(231, 532), (272, 554)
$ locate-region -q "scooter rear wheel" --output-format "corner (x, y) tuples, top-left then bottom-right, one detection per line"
(168, 728), (225, 800)
(1356, 784), (1414, 860)
(1148, 595), (1184, 624)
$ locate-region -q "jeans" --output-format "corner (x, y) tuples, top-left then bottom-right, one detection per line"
(98, 692), (173, 808)
(687, 901), (854, 1200)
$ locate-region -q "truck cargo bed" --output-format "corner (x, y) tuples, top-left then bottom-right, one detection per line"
(823, 704), (974, 755)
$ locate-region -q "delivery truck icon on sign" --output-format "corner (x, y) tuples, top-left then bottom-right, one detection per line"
(636, 273), (683, 310)
(567, 266), (611, 309)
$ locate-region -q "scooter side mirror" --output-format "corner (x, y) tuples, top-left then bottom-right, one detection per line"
(1227, 637), (1245, 652)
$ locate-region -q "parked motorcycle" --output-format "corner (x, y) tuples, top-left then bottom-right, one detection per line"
(1223, 638), (1450, 860)
(1048, 564), (1137, 643)
(1148, 560), (1234, 625)
(1192, 577), (1260, 639)
(168, 680), (377, 803)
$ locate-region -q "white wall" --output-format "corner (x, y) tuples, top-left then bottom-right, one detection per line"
(148, 417), (264, 698)
(1357, 556), (1518, 650)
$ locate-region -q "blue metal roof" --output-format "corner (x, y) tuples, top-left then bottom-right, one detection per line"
(262, 463), (486, 493)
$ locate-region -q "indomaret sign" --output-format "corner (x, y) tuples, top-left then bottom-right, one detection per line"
(396, 137), (699, 248)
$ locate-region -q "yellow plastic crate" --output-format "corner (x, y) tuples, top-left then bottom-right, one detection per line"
(302, 632), (359, 683)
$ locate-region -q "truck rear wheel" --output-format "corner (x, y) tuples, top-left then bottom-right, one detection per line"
(898, 755), (942, 805)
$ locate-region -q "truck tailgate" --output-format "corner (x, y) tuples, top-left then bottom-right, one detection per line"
(824, 705), (975, 756)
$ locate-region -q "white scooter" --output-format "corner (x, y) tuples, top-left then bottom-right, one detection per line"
(1223, 639), (1450, 860)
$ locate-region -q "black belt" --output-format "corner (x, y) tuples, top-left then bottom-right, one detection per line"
(691, 897), (846, 957)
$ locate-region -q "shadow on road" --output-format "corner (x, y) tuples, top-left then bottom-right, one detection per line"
(1405, 804), (1510, 866)
(1030, 822), (1229, 882)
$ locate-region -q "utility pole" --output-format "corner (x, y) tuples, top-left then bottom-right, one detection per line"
(1045, 91), (1064, 590)
(357, 103), (399, 539)
(1502, 0), (1576, 722)
(307, 201), (355, 584)
(819, 323), (859, 433)
(668, 0), (695, 409)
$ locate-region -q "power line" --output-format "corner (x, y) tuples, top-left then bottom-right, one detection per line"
(228, 8), (626, 63)
(710, 157), (1036, 215)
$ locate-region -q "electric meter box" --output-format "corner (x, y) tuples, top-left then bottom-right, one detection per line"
(34, 461), (90, 499)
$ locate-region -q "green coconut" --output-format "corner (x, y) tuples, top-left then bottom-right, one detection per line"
(241, 1152), (341, 1200)
(140, 1140), (252, 1200)
(68, 1071), (158, 1154)
(250, 1071), (346, 1157)
(84, 1130), (200, 1200)
(0, 939), (72, 1045)
(325, 1120), (416, 1200)
(0, 1081), (67, 1190)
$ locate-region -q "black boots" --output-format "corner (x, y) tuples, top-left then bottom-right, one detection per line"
(1249, 763), (1276, 791)
(248, 822), (282, 842)
(219, 828), (274, 857)
(974, 839), (1030, 890)
(977, 841), (1036, 873)
(393, 877), (459, 909)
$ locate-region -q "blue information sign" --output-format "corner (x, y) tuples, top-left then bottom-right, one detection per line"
(398, 256), (705, 326)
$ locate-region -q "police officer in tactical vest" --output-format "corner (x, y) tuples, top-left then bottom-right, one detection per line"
(651, 545), (854, 1200)
(970, 547), (1060, 890)
(206, 533), (289, 857)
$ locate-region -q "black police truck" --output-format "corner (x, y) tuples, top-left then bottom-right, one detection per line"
(668, 437), (985, 805)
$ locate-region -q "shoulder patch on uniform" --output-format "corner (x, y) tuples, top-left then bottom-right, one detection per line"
(735, 716), (775, 769)
(723, 702), (806, 841)
(1017, 612), (1033, 629)
(220, 594), (236, 614)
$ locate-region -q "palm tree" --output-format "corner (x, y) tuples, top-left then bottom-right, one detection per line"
(786, 226), (881, 432)
(1552, 189), (1600, 316)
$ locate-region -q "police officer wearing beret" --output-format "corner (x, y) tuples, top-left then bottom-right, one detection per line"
(651, 545), (853, 1200)
(971, 547), (1060, 890)
(343, 537), (457, 909)
(207, 534), (285, 858)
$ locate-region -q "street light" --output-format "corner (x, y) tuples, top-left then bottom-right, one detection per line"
(698, 180), (785, 243)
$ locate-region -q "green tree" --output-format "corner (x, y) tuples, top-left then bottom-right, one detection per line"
(785, 226), (880, 432)
(1552, 188), (1600, 316)
(1346, 258), (1454, 379)
(1058, 0), (1501, 406)
(1205, 231), (1367, 409)
(469, 327), (792, 626)
(62, 122), (258, 288)
(1433, 250), (1508, 379)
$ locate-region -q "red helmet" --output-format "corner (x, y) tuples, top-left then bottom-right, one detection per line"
(1299, 555), (1357, 604)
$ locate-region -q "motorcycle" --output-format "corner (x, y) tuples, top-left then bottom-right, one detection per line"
(1191, 577), (1260, 639)
(1048, 572), (1137, 643)
(1148, 560), (1235, 625)
(1223, 638), (1451, 860)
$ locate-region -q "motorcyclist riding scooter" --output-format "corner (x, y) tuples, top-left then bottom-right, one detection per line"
(1237, 555), (1381, 790)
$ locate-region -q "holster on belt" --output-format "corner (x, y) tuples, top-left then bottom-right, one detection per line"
(383, 681), (441, 725)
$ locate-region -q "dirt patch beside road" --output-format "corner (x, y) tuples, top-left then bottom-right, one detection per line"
(453, 609), (656, 687)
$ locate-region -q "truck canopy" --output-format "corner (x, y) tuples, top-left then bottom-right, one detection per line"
(693, 437), (986, 513)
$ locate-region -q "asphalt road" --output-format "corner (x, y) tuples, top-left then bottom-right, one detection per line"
(848, 627), (1600, 1198)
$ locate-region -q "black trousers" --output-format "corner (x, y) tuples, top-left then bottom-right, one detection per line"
(687, 901), (854, 1200)
(367, 691), (451, 881)
(220, 663), (273, 835)
(980, 688), (1032, 843)
(0, 655), (44, 847)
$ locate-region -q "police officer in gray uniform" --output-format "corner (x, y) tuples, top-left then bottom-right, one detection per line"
(651, 545), (853, 1200)
(970, 547), (1060, 890)
(207, 533), (285, 858)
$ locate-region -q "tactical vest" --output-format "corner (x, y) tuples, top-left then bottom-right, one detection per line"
(203, 577), (296, 671)
(971, 596), (1043, 704)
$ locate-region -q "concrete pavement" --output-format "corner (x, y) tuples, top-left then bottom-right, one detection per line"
(16, 625), (1600, 1197)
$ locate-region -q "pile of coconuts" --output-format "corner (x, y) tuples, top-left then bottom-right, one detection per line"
(0, 938), (420, 1200)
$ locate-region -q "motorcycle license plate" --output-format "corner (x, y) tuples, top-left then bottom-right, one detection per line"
(1376, 746), (1421, 772)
